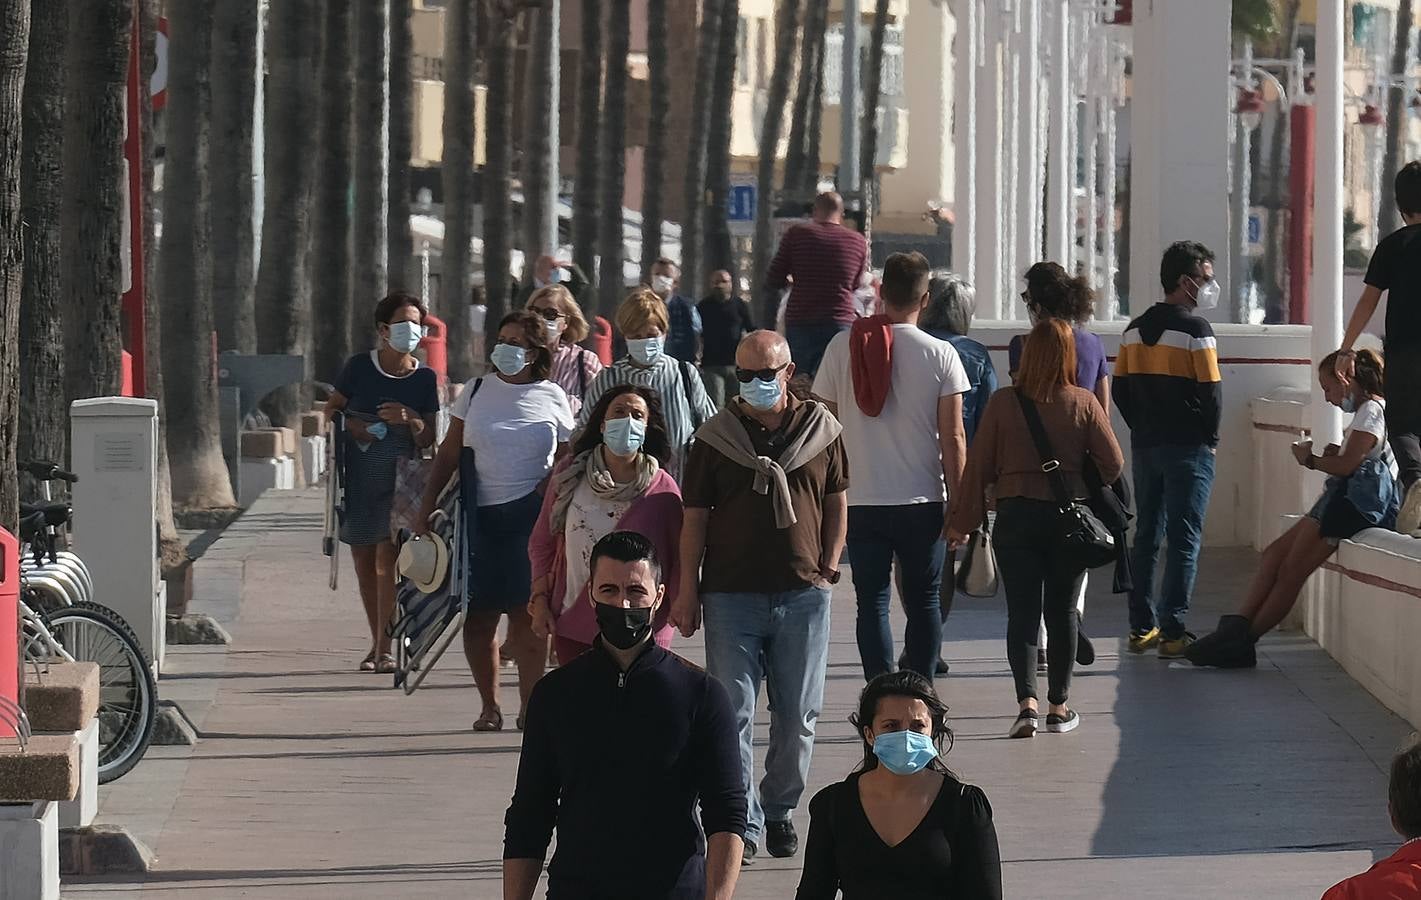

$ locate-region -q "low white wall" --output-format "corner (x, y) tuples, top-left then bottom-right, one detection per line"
(972, 321), (1313, 547)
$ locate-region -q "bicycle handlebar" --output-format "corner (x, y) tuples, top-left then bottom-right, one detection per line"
(19, 460), (79, 483)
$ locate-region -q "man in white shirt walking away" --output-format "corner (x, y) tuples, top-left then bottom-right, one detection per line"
(813, 251), (970, 680)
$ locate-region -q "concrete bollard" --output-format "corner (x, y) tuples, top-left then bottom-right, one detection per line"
(0, 802), (60, 900)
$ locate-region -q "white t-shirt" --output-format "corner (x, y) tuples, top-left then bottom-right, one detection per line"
(452, 375), (574, 507)
(561, 479), (631, 614)
(1346, 398), (1391, 464)
(813, 325), (972, 506)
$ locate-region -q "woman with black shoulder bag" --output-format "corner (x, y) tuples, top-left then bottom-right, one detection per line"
(947, 320), (1124, 739)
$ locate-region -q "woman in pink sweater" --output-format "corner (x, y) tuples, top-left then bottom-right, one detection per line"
(528, 384), (684, 664)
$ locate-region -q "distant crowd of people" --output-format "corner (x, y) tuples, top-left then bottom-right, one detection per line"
(320, 182), (1421, 897)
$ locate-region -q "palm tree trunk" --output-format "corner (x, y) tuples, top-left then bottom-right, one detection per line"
(859, 0), (890, 209)
(703, 0), (739, 277)
(352, 0), (390, 352)
(255, 0), (323, 428)
(784, 0), (826, 196)
(483, 9), (518, 331)
(61, 0), (132, 406)
(1261, 0), (1301, 323)
(442, 0), (477, 380)
(596, 0), (630, 318)
(389, 0), (415, 291)
(1380, 0), (1414, 238)
(161, 0), (236, 509)
(572, 0), (603, 281)
(210, 0), (259, 354)
(0, 0), (29, 532)
(639, 0), (669, 280)
(312, 0), (355, 382)
(680, 0), (724, 300)
(520, 3), (558, 265)
(752, 0), (802, 327)
(19, 0), (66, 501)
(803, 22), (825, 185)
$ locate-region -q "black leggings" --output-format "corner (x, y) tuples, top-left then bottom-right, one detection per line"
(995, 498), (1087, 706)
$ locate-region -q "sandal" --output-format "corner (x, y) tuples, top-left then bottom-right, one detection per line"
(359, 651), (377, 673)
(375, 653), (397, 674)
(473, 709), (504, 732)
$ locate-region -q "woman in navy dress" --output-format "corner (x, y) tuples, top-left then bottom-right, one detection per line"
(325, 292), (441, 672)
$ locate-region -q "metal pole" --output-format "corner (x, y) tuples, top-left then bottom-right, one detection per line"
(1312, 0), (1345, 446)
(1083, 25), (1099, 286)
(951, 0), (978, 281)
(974, 0), (1004, 318)
(1046, 0), (1070, 263)
(1013, 0), (1039, 320)
(1102, 42), (1119, 319)
(841, 0), (862, 196)
(543, 0), (561, 254)
(1231, 39), (1254, 323)
(1004, 5), (1021, 313)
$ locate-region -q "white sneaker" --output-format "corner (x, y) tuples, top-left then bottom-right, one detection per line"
(1400, 482), (1421, 536)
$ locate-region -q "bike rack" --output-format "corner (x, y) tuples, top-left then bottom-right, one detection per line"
(0, 696), (32, 752)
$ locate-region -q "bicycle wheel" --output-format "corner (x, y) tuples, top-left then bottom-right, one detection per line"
(46, 601), (158, 784)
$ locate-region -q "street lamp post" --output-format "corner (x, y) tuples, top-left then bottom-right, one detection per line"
(1313, 0), (1345, 447)
(1014, 0), (1040, 321)
(1046, 0), (1071, 265)
(951, 0), (978, 281)
(841, 0), (862, 198)
(975, 0), (1005, 318)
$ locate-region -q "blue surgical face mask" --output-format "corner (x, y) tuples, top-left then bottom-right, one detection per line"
(872, 729), (938, 776)
(491, 343), (529, 377)
(627, 336), (664, 366)
(387, 321), (422, 354)
(1341, 393), (1358, 414)
(603, 416), (647, 458)
(739, 376), (783, 411)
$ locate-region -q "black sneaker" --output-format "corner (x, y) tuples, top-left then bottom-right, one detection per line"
(1045, 709), (1080, 733)
(766, 820), (798, 858)
(936, 657), (950, 675)
(1008, 708), (1038, 739)
(741, 840), (757, 865)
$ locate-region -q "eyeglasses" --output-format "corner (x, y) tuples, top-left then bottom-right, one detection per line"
(735, 363), (789, 383)
(530, 306), (566, 322)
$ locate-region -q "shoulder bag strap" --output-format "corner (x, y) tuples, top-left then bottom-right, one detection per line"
(578, 349), (589, 395)
(1015, 391), (1073, 508)
(679, 359), (701, 429)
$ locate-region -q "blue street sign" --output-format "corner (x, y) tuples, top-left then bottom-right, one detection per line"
(729, 184), (756, 222)
(1247, 212), (1262, 245)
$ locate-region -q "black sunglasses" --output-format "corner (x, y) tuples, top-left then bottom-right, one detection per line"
(735, 363), (789, 383)
(529, 306), (566, 322)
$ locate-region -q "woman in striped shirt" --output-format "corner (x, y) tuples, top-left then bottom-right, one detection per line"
(527, 285), (603, 416)
(578, 289), (717, 478)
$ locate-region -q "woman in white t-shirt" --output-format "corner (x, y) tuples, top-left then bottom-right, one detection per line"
(1188, 349), (1398, 669)
(417, 310), (574, 731)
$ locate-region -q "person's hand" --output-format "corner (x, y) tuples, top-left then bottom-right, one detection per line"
(669, 585), (702, 639)
(1291, 441), (1313, 466)
(1334, 349), (1357, 384)
(345, 417), (373, 443)
(411, 503), (435, 536)
(529, 595), (554, 640)
(1323, 443), (1341, 457)
(378, 402), (415, 426)
(945, 527), (971, 551)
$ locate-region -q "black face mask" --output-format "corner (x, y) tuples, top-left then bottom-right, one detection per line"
(595, 602), (655, 650)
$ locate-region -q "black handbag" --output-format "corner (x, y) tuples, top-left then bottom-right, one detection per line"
(1016, 392), (1118, 570)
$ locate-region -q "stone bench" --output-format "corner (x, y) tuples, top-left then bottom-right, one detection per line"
(24, 662), (100, 829)
(239, 426), (298, 507)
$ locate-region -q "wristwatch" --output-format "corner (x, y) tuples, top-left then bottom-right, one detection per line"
(818, 566), (842, 585)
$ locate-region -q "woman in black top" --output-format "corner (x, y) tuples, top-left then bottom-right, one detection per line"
(796, 671), (1002, 900)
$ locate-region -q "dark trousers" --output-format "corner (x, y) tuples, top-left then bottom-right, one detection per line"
(1386, 345), (1421, 490)
(995, 498), (1086, 705)
(1128, 444), (1215, 639)
(848, 503), (946, 680)
(785, 322), (849, 379)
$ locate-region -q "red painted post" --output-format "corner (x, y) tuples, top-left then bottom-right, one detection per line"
(420, 314), (449, 383)
(1289, 104), (1316, 325)
(0, 527), (19, 739)
(122, 7), (147, 396)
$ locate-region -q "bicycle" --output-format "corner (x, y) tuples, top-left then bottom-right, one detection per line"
(17, 460), (158, 783)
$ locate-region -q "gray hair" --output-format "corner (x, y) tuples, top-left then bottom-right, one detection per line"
(922, 272), (975, 336)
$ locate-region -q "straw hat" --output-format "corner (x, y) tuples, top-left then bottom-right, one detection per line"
(398, 533), (450, 595)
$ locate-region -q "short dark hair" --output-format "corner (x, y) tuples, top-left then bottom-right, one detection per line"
(1396, 161), (1421, 217)
(589, 531), (662, 584)
(374, 291), (427, 325)
(572, 384), (674, 466)
(1390, 737), (1421, 839)
(1159, 241), (1216, 294)
(881, 251), (931, 309)
(495, 310), (554, 381)
(653, 256), (679, 274)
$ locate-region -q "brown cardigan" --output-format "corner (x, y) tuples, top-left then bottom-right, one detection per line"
(949, 385), (1124, 533)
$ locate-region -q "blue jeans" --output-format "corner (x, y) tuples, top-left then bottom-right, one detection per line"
(1128, 444), (1216, 639)
(702, 585), (832, 847)
(847, 503), (946, 680)
(785, 322), (850, 379)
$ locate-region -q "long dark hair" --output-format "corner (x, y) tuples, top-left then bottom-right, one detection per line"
(571, 384), (673, 467)
(850, 671), (956, 776)
(1321, 348), (1385, 399)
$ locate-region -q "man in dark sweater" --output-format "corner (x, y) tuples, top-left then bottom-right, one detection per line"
(698, 269), (756, 408)
(504, 531), (746, 900)
(1113, 241), (1223, 660)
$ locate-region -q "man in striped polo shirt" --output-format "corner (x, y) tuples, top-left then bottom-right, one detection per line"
(1113, 241), (1223, 660)
(766, 192), (870, 378)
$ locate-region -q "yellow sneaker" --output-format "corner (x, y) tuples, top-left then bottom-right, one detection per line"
(1158, 633), (1197, 659)
(1128, 627), (1160, 654)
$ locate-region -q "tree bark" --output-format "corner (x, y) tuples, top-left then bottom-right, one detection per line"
(18, 0), (66, 501)
(703, 0), (739, 278)
(572, 0), (602, 280)
(210, 0), (259, 353)
(255, 0), (322, 428)
(1380, 0), (1414, 239)
(680, 0), (723, 300)
(639, 0), (669, 280)
(161, 0), (236, 509)
(482, 5), (518, 330)
(442, 0), (477, 380)
(351, 0), (390, 352)
(596, 0), (630, 317)
(0, 0), (29, 532)
(61, 0), (132, 406)
(752, 0), (801, 327)
(859, 0), (890, 207)
(521, 3), (558, 267)
(388, 0), (415, 291)
(312, 0), (355, 382)
(803, 19), (825, 185)
(784, 0), (826, 196)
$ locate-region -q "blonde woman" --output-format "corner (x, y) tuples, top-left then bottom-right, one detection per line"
(527, 284), (603, 415)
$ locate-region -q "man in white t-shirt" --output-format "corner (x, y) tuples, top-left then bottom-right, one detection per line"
(813, 251), (970, 680)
